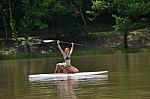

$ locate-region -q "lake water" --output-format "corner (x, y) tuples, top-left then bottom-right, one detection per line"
(0, 52), (150, 99)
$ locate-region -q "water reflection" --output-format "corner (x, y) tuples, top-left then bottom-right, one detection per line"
(29, 74), (108, 99)
(56, 79), (78, 99)
(0, 52), (150, 99)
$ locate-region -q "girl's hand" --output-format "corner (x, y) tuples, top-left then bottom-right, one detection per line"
(57, 40), (60, 45)
(71, 42), (74, 45)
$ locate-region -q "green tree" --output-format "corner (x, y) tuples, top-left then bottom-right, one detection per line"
(113, 15), (133, 48)
(0, 0), (23, 51)
(87, 0), (150, 48)
(0, 0), (9, 40)
(112, 0), (150, 48)
(70, 0), (91, 36)
(47, 0), (91, 39)
(9, 0), (19, 52)
(20, 0), (49, 52)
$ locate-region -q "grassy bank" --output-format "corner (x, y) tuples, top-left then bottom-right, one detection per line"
(0, 48), (150, 61)
(74, 48), (150, 56)
(0, 52), (60, 60)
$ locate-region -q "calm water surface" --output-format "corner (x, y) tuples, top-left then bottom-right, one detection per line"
(0, 52), (150, 99)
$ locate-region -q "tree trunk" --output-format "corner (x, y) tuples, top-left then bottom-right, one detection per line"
(52, 19), (55, 35)
(9, 0), (19, 53)
(79, 7), (88, 37)
(25, 33), (31, 52)
(56, 15), (60, 39)
(123, 31), (128, 49)
(2, 13), (8, 40)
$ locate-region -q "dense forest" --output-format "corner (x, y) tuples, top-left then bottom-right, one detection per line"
(0, 0), (150, 54)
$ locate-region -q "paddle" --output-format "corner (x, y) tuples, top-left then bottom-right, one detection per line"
(43, 40), (83, 46)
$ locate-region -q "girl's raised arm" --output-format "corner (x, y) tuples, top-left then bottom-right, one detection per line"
(57, 40), (65, 56)
(70, 43), (74, 55)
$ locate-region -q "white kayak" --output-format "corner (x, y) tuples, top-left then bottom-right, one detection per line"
(29, 71), (108, 81)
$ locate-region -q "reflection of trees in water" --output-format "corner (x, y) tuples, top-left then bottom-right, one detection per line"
(124, 54), (129, 69)
(56, 79), (78, 99)
(0, 60), (29, 99)
(127, 53), (150, 73)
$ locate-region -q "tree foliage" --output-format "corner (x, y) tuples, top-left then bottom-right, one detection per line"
(88, 0), (150, 48)
(1, 0), (150, 50)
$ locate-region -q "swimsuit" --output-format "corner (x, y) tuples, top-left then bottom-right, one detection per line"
(56, 55), (78, 73)
(56, 55), (71, 67)
(64, 55), (71, 60)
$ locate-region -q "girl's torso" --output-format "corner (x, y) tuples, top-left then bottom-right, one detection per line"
(63, 55), (71, 66)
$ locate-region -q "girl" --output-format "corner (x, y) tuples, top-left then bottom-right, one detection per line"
(55, 40), (79, 74)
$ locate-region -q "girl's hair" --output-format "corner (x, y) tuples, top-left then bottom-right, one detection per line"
(64, 48), (70, 51)
(64, 48), (70, 54)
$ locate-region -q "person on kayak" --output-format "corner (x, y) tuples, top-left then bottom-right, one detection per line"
(55, 40), (79, 73)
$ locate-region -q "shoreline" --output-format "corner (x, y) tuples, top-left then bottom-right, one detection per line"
(1, 29), (150, 60)
(0, 48), (150, 61)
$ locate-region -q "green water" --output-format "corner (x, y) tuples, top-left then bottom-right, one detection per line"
(0, 52), (150, 99)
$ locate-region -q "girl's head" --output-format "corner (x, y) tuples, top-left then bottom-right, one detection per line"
(64, 48), (70, 55)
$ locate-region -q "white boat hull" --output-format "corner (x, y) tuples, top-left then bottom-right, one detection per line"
(29, 71), (108, 81)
